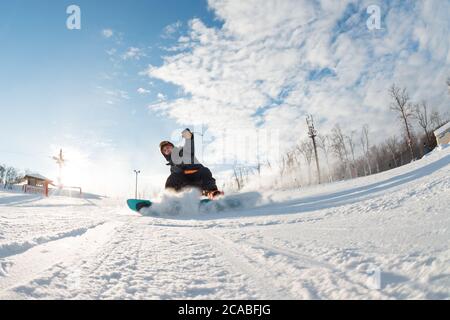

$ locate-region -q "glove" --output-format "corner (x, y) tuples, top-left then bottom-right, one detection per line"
(182, 128), (193, 139)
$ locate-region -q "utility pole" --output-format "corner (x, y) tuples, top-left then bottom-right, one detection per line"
(134, 170), (141, 199)
(306, 115), (321, 184)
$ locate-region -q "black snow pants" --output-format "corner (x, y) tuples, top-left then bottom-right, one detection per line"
(165, 166), (218, 192)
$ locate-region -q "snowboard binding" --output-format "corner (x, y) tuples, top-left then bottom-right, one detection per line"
(135, 201), (152, 212)
(204, 190), (225, 200)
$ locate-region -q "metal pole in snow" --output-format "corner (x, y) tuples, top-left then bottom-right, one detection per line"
(134, 170), (140, 199)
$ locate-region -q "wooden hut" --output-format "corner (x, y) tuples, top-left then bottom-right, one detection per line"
(23, 173), (53, 197)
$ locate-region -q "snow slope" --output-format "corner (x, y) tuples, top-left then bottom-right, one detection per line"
(0, 147), (449, 299)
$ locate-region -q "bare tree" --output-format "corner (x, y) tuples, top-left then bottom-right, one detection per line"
(331, 125), (350, 179)
(279, 156), (287, 178)
(279, 150), (303, 188)
(0, 165), (5, 185)
(346, 131), (357, 178)
(386, 136), (399, 167)
(317, 135), (333, 182)
(233, 165), (243, 190)
(4, 167), (20, 189)
(447, 77), (450, 93)
(298, 141), (314, 185)
(414, 101), (432, 145)
(370, 145), (381, 173)
(256, 131), (261, 176)
(265, 159), (272, 170)
(360, 124), (372, 176)
(286, 151), (297, 169)
(280, 150), (300, 182)
(430, 109), (445, 129)
(389, 84), (415, 161)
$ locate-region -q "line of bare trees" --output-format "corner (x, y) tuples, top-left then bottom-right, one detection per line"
(0, 164), (23, 189)
(224, 79), (449, 191)
(276, 81), (449, 188)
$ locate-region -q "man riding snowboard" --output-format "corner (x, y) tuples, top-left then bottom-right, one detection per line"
(159, 128), (223, 199)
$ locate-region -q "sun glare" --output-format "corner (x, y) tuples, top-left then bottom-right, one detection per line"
(49, 145), (90, 189)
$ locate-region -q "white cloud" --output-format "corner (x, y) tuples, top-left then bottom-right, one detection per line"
(122, 47), (145, 60)
(102, 29), (114, 38)
(137, 88), (150, 95)
(162, 21), (183, 39)
(144, 0), (450, 163)
(157, 93), (167, 101)
(106, 48), (117, 56)
(103, 89), (130, 106)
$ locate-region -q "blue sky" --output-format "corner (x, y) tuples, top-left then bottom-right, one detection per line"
(0, 0), (220, 195)
(1, 0), (449, 196)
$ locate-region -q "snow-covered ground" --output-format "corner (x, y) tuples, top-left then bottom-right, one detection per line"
(0, 147), (449, 300)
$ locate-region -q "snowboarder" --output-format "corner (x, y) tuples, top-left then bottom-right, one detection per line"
(159, 128), (223, 199)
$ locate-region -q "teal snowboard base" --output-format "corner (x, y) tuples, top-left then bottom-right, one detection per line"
(127, 198), (212, 213)
(126, 199), (153, 213)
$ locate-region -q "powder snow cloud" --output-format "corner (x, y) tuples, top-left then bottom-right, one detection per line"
(144, 0), (450, 164)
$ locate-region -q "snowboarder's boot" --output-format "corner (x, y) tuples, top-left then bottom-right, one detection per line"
(205, 190), (224, 200)
(136, 201), (152, 212)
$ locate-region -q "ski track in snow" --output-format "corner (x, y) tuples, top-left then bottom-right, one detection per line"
(0, 147), (449, 299)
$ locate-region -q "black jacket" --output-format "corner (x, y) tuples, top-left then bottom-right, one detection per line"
(163, 131), (203, 174)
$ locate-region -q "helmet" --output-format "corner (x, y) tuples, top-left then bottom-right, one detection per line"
(159, 141), (174, 153)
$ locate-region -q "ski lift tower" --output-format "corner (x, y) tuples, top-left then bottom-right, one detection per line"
(52, 149), (66, 188)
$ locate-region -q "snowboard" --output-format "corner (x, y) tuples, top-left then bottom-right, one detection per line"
(126, 199), (153, 213)
(126, 198), (212, 213)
